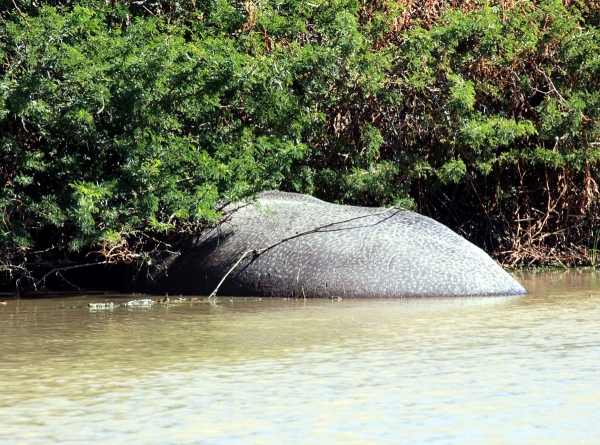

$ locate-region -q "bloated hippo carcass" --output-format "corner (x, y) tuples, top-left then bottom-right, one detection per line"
(149, 191), (526, 297)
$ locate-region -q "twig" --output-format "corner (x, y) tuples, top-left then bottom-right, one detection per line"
(536, 67), (566, 104)
(209, 251), (254, 299)
(209, 207), (400, 298)
(11, 0), (30, 29)
(55, 271), (83, 294)
(24, 262), (109, 296)
(0, 264), (29, 272)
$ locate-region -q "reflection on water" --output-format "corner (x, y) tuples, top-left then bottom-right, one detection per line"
(1, 270), (600, 444)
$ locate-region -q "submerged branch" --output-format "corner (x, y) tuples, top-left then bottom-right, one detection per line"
(19, 262), (111, 299)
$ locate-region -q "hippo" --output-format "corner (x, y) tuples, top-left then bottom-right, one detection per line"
(147, 191), (526, 297)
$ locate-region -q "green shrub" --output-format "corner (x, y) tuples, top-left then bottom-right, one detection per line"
(2, 0), (600, 291)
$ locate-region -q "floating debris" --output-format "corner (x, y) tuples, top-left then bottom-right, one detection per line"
(125, 299), (154, 307)
(88, 302), (115, 309)
(88, 299), (153, 310)
(78, 296), (268, 310)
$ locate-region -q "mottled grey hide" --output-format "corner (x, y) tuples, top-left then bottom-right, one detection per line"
(151, 191), (526, 297)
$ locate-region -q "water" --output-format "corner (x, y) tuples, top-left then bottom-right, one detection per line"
(1, 270), (599, 444)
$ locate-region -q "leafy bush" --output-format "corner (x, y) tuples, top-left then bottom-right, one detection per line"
(2, 0), (600, 293)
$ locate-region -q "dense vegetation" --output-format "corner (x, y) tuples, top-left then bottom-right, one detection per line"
(2, 0), (600, 293)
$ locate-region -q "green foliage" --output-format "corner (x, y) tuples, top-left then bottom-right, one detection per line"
(2, 0), (600, 278)
(1, 2), (312, 259)
(385, 0), (600, 188)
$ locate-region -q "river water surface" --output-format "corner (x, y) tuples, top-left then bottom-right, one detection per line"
(1, 270), (600, 444)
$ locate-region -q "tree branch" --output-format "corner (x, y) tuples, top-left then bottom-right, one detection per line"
(209, 206), (401, 298)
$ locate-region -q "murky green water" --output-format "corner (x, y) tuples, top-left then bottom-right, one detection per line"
(1, 270), (600, 444)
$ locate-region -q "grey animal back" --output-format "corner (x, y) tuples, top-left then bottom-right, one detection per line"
(153, 191), (525, 297)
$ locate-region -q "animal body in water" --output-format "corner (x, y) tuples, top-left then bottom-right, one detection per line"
(149, 191), (526, 298)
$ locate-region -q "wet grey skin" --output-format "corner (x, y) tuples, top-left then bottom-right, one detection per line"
(149, 191), (526, 298)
